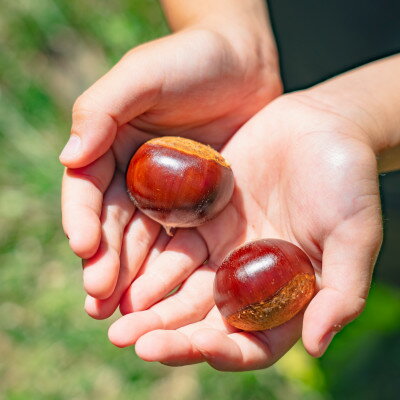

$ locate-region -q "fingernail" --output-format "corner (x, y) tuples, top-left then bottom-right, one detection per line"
(60, 134), (81, 161)
(318, 331), (336, 356)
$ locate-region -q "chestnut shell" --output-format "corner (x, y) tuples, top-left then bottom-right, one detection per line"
(214, 239), (316, 331)
(126, 137), (234, 231)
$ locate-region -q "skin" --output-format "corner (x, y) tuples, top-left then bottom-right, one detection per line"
(60, 0), (280, 299)
(60, 0), (400, 371)
(106, 55), (400, 370)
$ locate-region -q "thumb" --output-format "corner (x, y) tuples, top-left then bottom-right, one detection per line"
(59, 47), (163, 168)
(302, 204), (382, 357)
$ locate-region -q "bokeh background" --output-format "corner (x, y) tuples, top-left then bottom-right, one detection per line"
(1, 1), (399, 399)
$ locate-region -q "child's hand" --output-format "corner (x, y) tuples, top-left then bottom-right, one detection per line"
(107, 83), (385, 370)
(60, 25), (281, 305)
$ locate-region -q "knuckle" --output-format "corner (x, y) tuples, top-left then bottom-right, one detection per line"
(72, 94), (90, 114)
(72, 90), (103, 116)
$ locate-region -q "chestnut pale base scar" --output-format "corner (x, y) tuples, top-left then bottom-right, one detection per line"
(226, 273), (315, 331)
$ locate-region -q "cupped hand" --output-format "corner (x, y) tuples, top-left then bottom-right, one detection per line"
(60, 27), (281, 301)
(108, 91), (382, 370)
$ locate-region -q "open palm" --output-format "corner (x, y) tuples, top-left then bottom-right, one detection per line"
(107, 92), (382, 371)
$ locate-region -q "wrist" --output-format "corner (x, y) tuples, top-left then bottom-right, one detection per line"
(302, 86), (381, 150)
(306, 55), (400, 156)
(193, 22), (282, 100)
(206, 22), (279, 77)
(301, 62), (400, 173)
(162, 0), (282, 97)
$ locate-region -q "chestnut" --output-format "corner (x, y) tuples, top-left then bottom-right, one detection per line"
(126, 136), (234, 235)
(214, 239), (316, 331)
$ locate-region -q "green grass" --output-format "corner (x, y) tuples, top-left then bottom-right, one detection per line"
(0, 1), (399, 399)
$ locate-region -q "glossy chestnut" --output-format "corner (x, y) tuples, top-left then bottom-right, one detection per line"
(214, 239), (316, 331)
(126, 136), (234, 235)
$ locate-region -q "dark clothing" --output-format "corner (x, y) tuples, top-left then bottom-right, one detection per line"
(268, 0), (400, 91)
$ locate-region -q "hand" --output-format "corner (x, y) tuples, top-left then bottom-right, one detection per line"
(108, 90), (382, 370)
(60, 27), (281, 305)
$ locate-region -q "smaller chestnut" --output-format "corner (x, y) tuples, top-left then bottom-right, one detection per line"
(126, 136), (234, 235)
(214, 239), (316, 331)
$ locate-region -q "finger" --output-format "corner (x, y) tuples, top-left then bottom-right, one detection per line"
(119, 230), (170, 315)
(191, 312), (303, 371)
(85, 212), (160, 319)
(191, 330), (270, 371)
(177, 306), (235, 336)
(122, 229), (208, 311)
(135, 330), (204, 366)
(59, 49), (163, 168)
(133, 308), (228, 366)
(137, 229), (171, 273)
(132, 307), (302, 370)
(82, 172), (135, 299)
(61, 150), (114, 259)
(302, 206), (382, 357)
(108, 266), (215, 347)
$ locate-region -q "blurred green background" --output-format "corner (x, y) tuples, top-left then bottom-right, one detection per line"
(0, 1), (399, 399)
